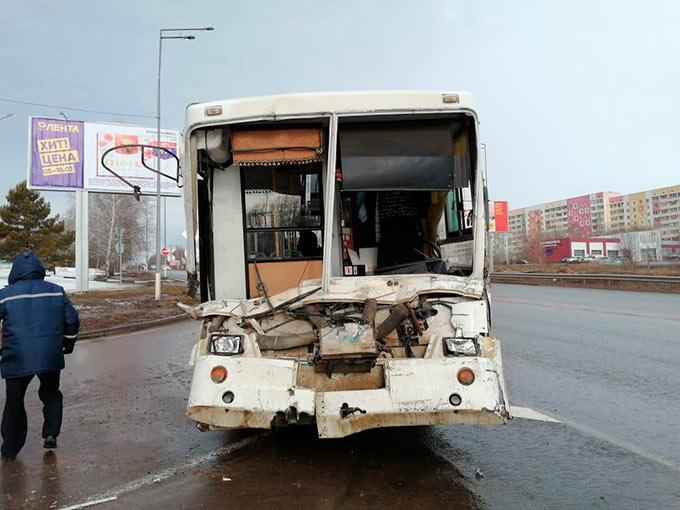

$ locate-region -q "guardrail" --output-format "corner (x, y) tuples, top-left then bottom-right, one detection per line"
(490, 272), (680, 291)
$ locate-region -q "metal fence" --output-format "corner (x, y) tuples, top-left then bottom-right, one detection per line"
(491, 272), (680, 291)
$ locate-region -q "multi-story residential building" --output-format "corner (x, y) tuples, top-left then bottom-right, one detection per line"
(507, 185), (680, 255)
(651, 185), (680, 241)
(508, 192), (620, 254)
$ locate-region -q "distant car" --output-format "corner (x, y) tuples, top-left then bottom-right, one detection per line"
(514, 259), (529, 265)
(562, 256), (582, 263)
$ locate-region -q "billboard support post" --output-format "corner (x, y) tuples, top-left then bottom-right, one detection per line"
(75, 190), (89, 292)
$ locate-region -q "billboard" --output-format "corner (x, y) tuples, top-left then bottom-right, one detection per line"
(30, 119), (85, 189)
(489, 200), (508, 232)
(28, 118), (181, 196)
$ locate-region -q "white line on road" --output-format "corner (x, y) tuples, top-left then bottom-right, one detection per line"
(59, 496), (118, 510)
(59, 433), (265, 510)
(511, 404), (680, 473)
(511, 406), (560, 422)
(557, 415), (680, 473)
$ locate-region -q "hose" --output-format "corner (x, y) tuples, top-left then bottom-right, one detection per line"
(374, 303), (411, 341)
(256, 331), (318, 350)
(362, 299), (377, 328)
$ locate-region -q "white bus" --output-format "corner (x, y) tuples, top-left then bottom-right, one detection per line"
(181, 91), (511, 438)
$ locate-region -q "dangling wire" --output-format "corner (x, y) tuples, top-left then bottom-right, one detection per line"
(99, 144), (182, 200)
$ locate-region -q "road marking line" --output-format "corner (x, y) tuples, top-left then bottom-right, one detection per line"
(511, 404), (680, 473)
(511, 406), (560, 423)
(59, 496), (118, 510)
(556, 415), (680, 473)
(59, 433), (264, 510)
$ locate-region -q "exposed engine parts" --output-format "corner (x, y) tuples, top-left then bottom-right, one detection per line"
(255, 331), (318, 351)
(213, 296), (448, 375)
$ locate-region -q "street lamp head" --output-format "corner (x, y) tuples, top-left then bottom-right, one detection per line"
(204, 27), (214, 31)
(186, 35), (196, 40)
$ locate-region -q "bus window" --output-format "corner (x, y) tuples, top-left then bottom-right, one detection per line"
(241, 163), (323, 261)
(240, 162), (324, 297)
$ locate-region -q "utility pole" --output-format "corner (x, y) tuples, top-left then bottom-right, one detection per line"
(144, 198), (149, 269)
(163, 196), (167, 278)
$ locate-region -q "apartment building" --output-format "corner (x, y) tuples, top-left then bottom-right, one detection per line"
(508, 192), (620, 253)
(508, 185), (680, 254)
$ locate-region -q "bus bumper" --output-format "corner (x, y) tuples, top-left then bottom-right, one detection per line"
(186, 356), (510, 439)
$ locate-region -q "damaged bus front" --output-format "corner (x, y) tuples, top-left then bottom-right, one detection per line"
(182, 91), (511, 438)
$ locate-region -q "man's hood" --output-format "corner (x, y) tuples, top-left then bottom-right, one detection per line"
(8, 252), (46, 284)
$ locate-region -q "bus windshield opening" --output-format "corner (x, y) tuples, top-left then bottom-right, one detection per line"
(337, 116), (477, 276)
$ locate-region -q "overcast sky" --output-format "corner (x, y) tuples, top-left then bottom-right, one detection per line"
(2, 0), (679, 246)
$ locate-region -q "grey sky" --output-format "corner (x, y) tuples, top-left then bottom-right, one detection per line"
(2, 0), (679, 245)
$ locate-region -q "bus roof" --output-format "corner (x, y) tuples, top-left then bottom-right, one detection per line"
(185, 91), (475, 128)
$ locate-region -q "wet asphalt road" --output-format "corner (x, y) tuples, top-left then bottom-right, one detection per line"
(1, 284), (679, 509)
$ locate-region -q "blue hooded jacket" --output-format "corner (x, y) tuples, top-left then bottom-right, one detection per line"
(0, 252), (80, 379)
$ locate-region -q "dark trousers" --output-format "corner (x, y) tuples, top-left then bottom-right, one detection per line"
(1, 371), (62, 458)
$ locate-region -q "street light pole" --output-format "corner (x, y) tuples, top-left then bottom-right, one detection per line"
(163, 195), (167, 278)
(154, 26), (213, 300)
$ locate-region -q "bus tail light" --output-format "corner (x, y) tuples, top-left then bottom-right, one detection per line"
(210, 366), (228, 383)
(457, 367), (475, 385)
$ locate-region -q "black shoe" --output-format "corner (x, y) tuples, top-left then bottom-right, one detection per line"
(43, 436), (57, 449)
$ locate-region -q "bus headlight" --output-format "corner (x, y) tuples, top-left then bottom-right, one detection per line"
(209, 335), (243, 356)
(443, 337), (478, 356)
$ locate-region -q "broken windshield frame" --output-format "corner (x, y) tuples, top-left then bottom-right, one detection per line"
(99, 143), (181, 199)
(334, 116), (477, 278)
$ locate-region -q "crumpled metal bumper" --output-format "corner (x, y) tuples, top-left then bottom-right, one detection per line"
(186, 356), (509, 439)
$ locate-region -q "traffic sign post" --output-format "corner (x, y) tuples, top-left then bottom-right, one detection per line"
(161, 247), (169, 279)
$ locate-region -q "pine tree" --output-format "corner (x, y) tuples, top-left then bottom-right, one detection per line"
(0, 181), (75, 268)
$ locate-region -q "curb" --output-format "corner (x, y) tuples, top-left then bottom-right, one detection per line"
(79, 313), (193, 340)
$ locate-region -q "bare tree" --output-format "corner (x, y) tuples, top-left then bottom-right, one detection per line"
(617, 234), (635, 266)
(87, 194), (155, 274)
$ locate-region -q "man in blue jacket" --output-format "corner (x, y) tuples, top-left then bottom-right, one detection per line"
(0, 252), (79, 460)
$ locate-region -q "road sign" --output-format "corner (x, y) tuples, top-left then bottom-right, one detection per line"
(115, 241), (124, 254)
(161, 247), (169, 257)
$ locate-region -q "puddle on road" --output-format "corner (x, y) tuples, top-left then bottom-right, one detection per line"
(1, 452), (65, 510)
(110, 427), (480, 509)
